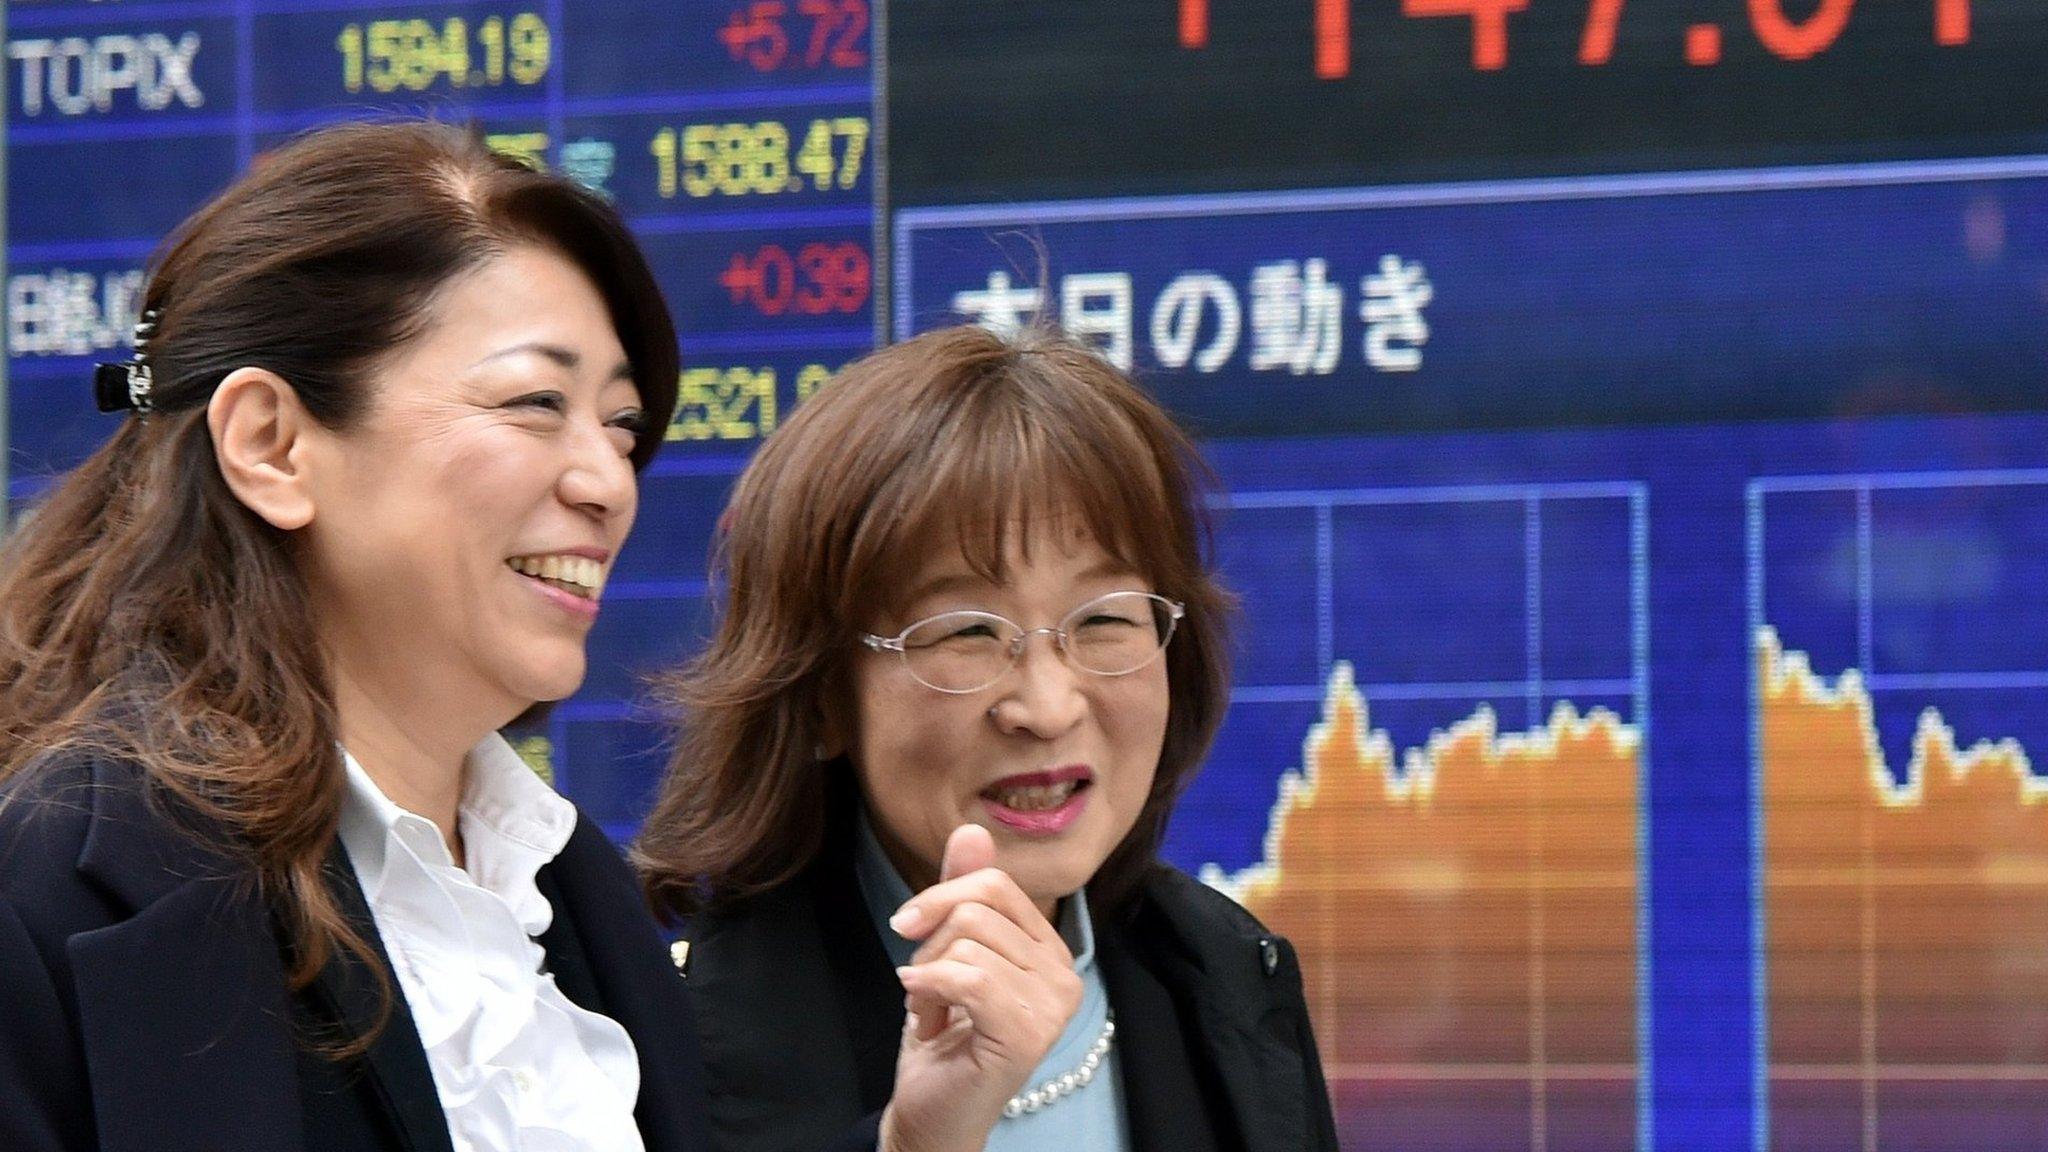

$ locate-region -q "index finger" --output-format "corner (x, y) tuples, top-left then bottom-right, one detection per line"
(887, 865), (1061, 947)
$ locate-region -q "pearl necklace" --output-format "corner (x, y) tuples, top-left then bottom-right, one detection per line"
(1001, 1012), (1116, 1119)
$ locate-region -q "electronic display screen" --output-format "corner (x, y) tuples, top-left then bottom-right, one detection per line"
(5, 0), (873, 858)
(887, 3), (2048, 1151)
(10, 3), (2048, 1150)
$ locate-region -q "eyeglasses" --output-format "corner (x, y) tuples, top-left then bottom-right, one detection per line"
(861, 591), (1185, 695)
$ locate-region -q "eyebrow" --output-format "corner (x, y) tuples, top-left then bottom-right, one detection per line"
(902, 557), (1139, 610)
(470, 341), (635, 383)
(903, 571), (984, 607)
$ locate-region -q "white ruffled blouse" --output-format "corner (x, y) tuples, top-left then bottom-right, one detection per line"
(336, 736), (644, 1152)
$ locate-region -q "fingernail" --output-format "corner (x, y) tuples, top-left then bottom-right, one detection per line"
(889, 905), (923, 936)
(896, 965), (918, 985)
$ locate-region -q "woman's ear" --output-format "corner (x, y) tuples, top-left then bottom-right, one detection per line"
(207, 367), (319, 531)
(814, 723), (846, 763)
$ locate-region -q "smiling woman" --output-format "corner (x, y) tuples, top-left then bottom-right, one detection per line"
(639, 324), (1340, 1152)
(0, 120), (706, 1152)
(280, 245), (650, 733)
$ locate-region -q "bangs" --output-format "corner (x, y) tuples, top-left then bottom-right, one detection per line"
(843, 354), (1191, 622)
(652, 322), (1236, 916)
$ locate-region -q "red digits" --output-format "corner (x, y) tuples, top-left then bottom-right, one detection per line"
(1180, 0), (1209, 49)
(719, 2), (788, 71)
(1748, 0), (1853, 60)
(1578, 0), (1623, 64)
(832, 0), (870, 68)
(833, 243), (872, 312)
(718, 253), (754, 306)
(723, 243), (869, 317)
(724, 0), (864, 70)
(756, 246), (796, 315)
(1315, 0), (1349, 78)
(794, 245), (833, 315)
(718, 246), (793, 316)
(1403, 0), (1529, 71)
(798, 0), (869, 69)
(1684, 23), (1723, 64)
(1935, 0), (1969, 45)
(795, 242), (870, 314)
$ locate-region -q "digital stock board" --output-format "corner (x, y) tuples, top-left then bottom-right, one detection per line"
(889, 4), (2048, 1152)
(4, 0), (874, 862)
(9, 3), (2048, 1152)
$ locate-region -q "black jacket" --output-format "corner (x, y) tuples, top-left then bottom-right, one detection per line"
(0, 752), (712, 1152)
(682, 811), (1340, 1152)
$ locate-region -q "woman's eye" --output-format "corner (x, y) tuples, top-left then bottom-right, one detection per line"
(509, 391), (566, 413)
(910, 620), (1000, 648)
(608, 409), (650, 436)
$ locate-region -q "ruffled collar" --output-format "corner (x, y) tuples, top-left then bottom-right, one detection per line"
(334, 736), (642, 1151)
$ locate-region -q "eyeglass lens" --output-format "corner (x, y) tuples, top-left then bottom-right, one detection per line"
(898, 591), (1177, 693)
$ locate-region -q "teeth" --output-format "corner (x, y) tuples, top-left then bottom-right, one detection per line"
(506, 554), (606, 600)
(989, 781), (1080, 812)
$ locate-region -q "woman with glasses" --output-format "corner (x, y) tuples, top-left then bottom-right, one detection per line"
(636, 324), (1339, 1152)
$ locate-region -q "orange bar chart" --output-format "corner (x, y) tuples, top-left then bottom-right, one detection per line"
(1210, 661), (1642, 1152)
(1758, 627), (2048, 1151)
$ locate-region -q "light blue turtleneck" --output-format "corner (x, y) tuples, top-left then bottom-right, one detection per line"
(854, 811), (1132, 1152)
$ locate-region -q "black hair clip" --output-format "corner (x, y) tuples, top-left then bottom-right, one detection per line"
(94, 309), (161, 416)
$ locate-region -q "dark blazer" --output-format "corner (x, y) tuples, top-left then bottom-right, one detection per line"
(0, 751), (712, 1152)
(682, 809), (1340, 1152)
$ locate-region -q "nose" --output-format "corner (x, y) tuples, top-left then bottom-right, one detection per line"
(558, 418), (638, 524)
(989, 630), (1087, 738)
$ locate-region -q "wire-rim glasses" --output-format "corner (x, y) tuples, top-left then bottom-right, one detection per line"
(861, 591), (1185, 695)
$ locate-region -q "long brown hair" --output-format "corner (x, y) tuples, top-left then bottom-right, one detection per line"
(0, 120), (678, 1036)
(637, 324), (1232, 919)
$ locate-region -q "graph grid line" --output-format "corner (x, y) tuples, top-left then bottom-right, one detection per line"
(1216, 481), (1648, 711)
(1748, 467), (2048, 1152)
(1215, 478), (1652, 1151)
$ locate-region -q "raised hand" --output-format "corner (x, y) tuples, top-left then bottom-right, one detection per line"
(878, 824), (1082, 1152)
